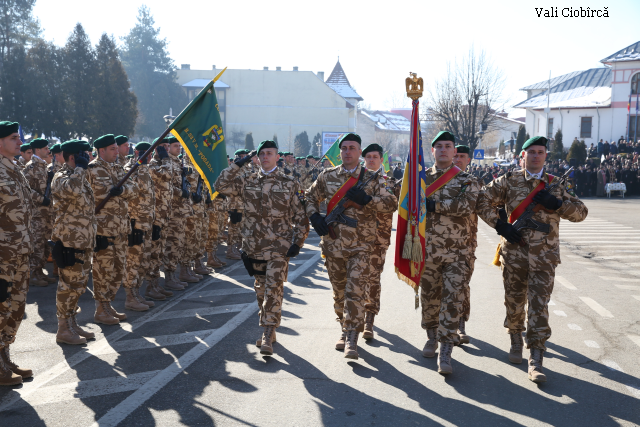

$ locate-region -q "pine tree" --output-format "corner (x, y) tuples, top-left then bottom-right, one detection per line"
(245, 132), (254, 150)
(566, 139), (587, 165)
(93, 34), (137, 137)
(273, 134), (278, 144)
(312, 132), (321, 157)
(0, 0), (41, 74)
(0, 43), (29, 127)
(515, 124), (526, 155)
(552, 129), (564, 160)
(293, 131), (310, 157)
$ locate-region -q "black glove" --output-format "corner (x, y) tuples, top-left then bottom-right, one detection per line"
(286, 244), (301, 258)
(191, 193), (203, 203)
(181, 189), (189, 198)
(218, 193), (226, 200)
(0, 278), (11, 302)
(495, 219), (522, 244)
(284, 167), (291, 175)
(345, 187), (372, 206)
(498, 208), (508, 222)
(533, 190), (563, 211)
(156, 145), (169, 160)
(41, 196), (51, 206)
(234, 150), (256, 168)
(310, 212), (329, 236)
(75, 152), (89, 170)
(425, 198), (436, 212)
(139, 154), (148, 165)
(110, 186), (124, 197)
(229, 210), (242, 224)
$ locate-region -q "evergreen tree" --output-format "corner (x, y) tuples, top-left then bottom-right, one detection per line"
(551, 129), (564, 160)
(0, 43), (29, 126)
(515, 124), (526, 155)
(0, 0), (41, 73)
(245, 132), (254, 150)
(273, 134), (278, 144)
(312, 132), (321, 157)
(525, 133), (530, 141)
(566, 139), (587, 165)
(120, 6), (187, 138)
(293, 131), (310, 157)
(93, 34), (137, 137)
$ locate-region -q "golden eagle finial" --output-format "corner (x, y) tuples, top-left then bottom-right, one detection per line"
(405, 72), (424, 100)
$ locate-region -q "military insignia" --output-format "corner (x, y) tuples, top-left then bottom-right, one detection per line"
(460, 180), (472, 194)
(565, 183), (576, 197)
(202, 125), (224, 150)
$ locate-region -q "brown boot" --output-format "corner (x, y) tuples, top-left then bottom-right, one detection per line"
(164, 270), (185, 291)
(107, 303), (127, 321)
(30, 271), (48, 287)
(362, 312), (375, 340)
(94, 301), (119, 325)
(458, 318), (470, 344)
(125, 289), (149, 312)
(179, 264), (198, 283)
(136, 284), (154, 307)
(260, 326), (276, 355)
(225, 246), (241, 260)
(256, 329), (277, 347)
(207, 252), (223, 268)
(69, 314), (95, 339)
(214, 253), (227, 266)
(194, 259), (210, 275)
(145, 278), (167, 300)
(188, 263), (203, 280)
(422, 328), (438, 358)
(56, 317), (87, 345)
(438, 342), (454, 375)
(0, 356), (22, 386)
(509, 332), (524, 364)
(344, 330), (359, 359)
(528, 348), (547, 383)
(335, 330), (346, 351)
(1, 345), (32, 379)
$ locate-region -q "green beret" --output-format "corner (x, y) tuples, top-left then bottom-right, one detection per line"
(115, 135), (129, 145)
(0, 121), (19, 139)
(234, 149), (245, 156)
(257, 140), (278, 154)
(61, 140), (91, 155)
(455, 145), (470, 155)
(135, 142), (151, 152)
(362, 143), (383, 157)
(306, 155), (314, 159)
(20, 143), (31, 152)
(165, 136), (179, 144)
(431, 131), (456, 147)
(337, 133), (362, 148)
(50, 143), (62, 154)
(522, 136), (548, 151)
(126, 154), (134, 159)
(278, 151), (284, 155)
(30, 138), (49, 149)
(93, 134), (116, 149)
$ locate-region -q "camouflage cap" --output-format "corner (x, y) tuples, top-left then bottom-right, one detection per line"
(0, 121), (19, 138)
(431, 131), (456, 147)
(93, 134), (116, 149)
(115, 135), (129, 145)
(30, 138), (49, 149)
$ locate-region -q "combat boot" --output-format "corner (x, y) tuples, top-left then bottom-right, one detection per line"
(1, 345), (32, 379)
(422, 328), (439, 358)
(0, 356), (22, 386)
(194, 259), (210, 275)
(135, 284), (154, 307)
(225, 246), (241, 260)
(438, 342), (454, 375)
(145, 278), (167, 300)
(164, 270), (185, 291)
(207, 252), (224, 268)
(179, 264), (198, 283)
(458, 318), (470, 344)
(509, 332), (524, 364)
(362, 312), (375, 340)
(260, 326), (276, 356)
(107, 303), (127, 321)
(528, 348), (547, 383)
(125, 288), (149, 312)
(214, 253), (227, 266)
(335, 330), (346, 351)
(344, 330), (359, 359)
(30, 271), (48, 287)
(56, 317), (87, 345)
(256, 329), (277, 347)
(188, 263), (203, 280)
(69, 314), (95, 339)
(94, 300), (119, 325)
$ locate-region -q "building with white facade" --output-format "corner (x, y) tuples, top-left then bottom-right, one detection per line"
(515, 41), (640, 146)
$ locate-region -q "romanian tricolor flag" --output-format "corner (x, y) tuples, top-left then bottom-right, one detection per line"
(395, 99), (427, 298)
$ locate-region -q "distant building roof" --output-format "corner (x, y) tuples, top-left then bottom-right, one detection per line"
(520, 71), (584, 91)
(182, 79), (230, 89)
(601, 41), (640, 63)
(325, 60), (363, 101)
(361, 109), (410, 132)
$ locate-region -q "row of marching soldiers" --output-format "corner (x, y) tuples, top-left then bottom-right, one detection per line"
(0, 122), (238, 386)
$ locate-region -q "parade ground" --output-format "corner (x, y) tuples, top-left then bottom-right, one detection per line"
(0, 197), (639, 426)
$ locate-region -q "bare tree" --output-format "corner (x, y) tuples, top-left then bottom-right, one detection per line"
(425, 47), (507, 152)
(384, 90), (411, 110)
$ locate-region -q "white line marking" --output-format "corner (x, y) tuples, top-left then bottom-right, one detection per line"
(603, 359), (624, 372)
(627, 335), (640, 348)
(568, 323), (582, 330)
(615, 285), (640, 291)
(553, 310), (567, 317)
(151, 303), (253, 322)
(185, 288), (254, 300)
(633, 295), (640, 302)
(579, 297), (614, 318)
(584, 340), (600, 348)
(557, 276), (577, 290)
(600, 277), (640, 282)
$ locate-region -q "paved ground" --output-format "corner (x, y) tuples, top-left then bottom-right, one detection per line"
(1, 197), (639, 426)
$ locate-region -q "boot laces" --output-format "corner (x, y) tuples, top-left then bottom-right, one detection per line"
(2, 346), (16, 370)
(458, 318), (466, 334)
(530, 348), (544, 368)
(427, 328), (438, 341)
(510, 332), (523, 350)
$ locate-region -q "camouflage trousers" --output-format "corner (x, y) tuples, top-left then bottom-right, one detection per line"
(205, 211), (221, 253)
(92, 233), (127, 302)
(164, 217), (186, 271)
(252, 257), (289, 327)
(198, 212), (209, 258)
(56, 249), (92, 318)
(501, 262), (555, 351)
(420, 259), (469, 343)
(325, 250), (370, 332)
(461, 256), (476, 322)
(148, 225), (167, 279)
(124, 230), (152, 289)
(185, 214), (200, 261)
(364, 244), (389, 315)
(29, 213), (47, 273)
(0, 254), (29, 346)
(228, 218), (241, 248)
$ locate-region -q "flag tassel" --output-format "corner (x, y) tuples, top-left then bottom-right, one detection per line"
(411, 224), (422, 263)
(402, 223), (414, 260)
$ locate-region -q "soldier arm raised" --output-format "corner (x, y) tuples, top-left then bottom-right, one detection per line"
(51, 168), (88, 201)
(304, 169), (327, 217)
(214, 163), (244, 197)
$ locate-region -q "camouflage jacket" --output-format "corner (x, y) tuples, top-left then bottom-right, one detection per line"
(424, 164), (482, 262)
(169, 154), (193, 217)
(227, 164), (254, 211)
(215, 163), (309, 260)
(306, 164), (397, 254)
(23, 155), (51, 216)
(477, 168), (588, 270)
(375, 175), (400, 248)
(87, 157), (137, 236)
(185, 158), (206, 216)
(465, 174), (480, 253)
(124, 162), (155, 231)
(149, 154), (175, 227)
(0, 153), (33, 265)
(51, 164), (97, 250)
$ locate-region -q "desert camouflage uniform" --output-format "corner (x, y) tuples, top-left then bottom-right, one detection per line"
(306, 164), (397, 332)
(477, 169), (588, 350)
(184, 158), (207, 262)
(87, 157), (137, 302)
(147, 153), (175, 278)
(164, 154), (192, 271)
(215, 163), (309, 327)
(462, 175), (480, 322)
(205, 195), (226, 254)
(0, 153), (33, 347)
(123, 160), (155, 289)
(51, 164), (96, 318)
(23, 155), (53, 275)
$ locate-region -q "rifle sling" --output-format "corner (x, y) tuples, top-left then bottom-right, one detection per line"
(509, 173), (555, 223)
(327, 167), (366, 214)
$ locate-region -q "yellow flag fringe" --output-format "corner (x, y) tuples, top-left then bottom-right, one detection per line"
(492, 243), (502, 267)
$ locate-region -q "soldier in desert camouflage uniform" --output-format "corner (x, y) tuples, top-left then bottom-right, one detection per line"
(225, 149), (247, 260)
(215, 140), (309, 356)
(88, 134), (137, 325)
(17, 142), (32, 168)
(48, 143), (64, 278)
(115, 135), (131, 166)
(306, 133), (397, 360)
(205, 190), (227, 268)
(419, 132), (482, 376)
(51, 140), (96, 345)
(477, 136), (588, 383)
(0, 121), (34, 385)
(180, 154), (209, 282)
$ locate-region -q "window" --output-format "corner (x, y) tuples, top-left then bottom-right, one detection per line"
(630, 116), (639, 142)
(632, 73), (640, 95)
(547, 118), (554, 139)
(580, 117), (592, 138)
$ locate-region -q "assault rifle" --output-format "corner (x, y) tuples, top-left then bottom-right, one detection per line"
(325, 168), (381, 239)
(511, 166), (574, 246)
(43, 169), (54, 200)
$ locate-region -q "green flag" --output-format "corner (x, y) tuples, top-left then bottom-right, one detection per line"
(324, 137), (342, 166)
(169, 70), (227, 196)
(383, 152), (391, 173)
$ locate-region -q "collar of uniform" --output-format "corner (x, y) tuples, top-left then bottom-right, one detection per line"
(94, 157), (113, 168)
(32, 154), (45, 163)
(339, 163), (361, 178)
(0, 152), (19, 171)
(259, 165), (278, 176)
(524, 167), (544, 181)
(429, 163), (454, 175)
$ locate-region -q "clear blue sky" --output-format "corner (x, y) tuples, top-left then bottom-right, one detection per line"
(34, 0), (640, 116)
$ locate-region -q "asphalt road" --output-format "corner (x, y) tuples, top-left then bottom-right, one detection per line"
(1, 196), (639, 426)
